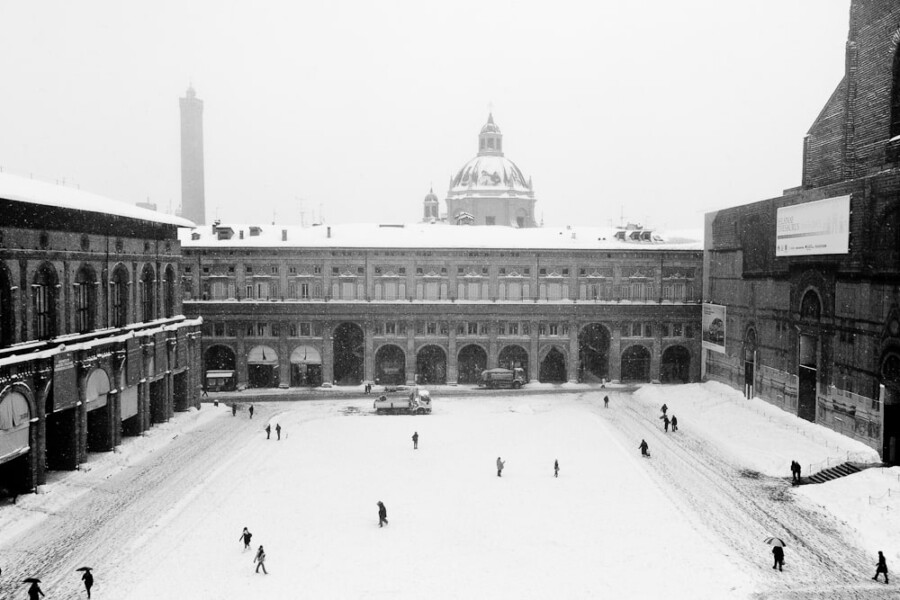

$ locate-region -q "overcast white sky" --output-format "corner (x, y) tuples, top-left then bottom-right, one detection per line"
(0, 1), (849, 230)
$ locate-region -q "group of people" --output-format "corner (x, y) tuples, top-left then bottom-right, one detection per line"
(240, 527), (268, 574)
(231, 403), (254, 418)
(659, 403), (678, 432)
(22, 569), (93, 599)
(265, 423), (283, 440)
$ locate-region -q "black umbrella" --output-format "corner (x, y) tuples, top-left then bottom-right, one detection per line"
(76, 567), (93, 572)
(23, 577), (41, 583)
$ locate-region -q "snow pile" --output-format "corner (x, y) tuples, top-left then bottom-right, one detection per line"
(632, 382), (880, 477)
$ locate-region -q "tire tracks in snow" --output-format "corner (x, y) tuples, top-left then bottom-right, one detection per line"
(588, 390), (894, 599)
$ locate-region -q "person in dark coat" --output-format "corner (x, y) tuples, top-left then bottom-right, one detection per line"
(671, 415), (678, 431)
(27, 581), (45, 600)
(874, 550), (889, 583)
(661, 403), (668, 415)
(639, 439), (649, 457)
(496, 457), (505, 477)
(412, 431), (418, 449)
(772, 545), (784, 571)
(232, 403), (237, 417)
(276, 423), (282, 440)
(254, 545), (268, 574)
(604, 395), (609, 408)
(377, 501), (388, 527)
(249, 404), (254, 419)
(82, 569), (94, 598)
(554, 459), (559, 478)
(660, 414), (670, 432)
(265, 424), (271, 439)
(239, 527), (253, 550)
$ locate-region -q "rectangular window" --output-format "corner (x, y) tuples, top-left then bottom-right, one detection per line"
(245, 266), (253, 274)
(498, 322), (506, 335)
(398, 321), (407, 336)
(314, 266), (322, 274)
(245, 284), (254, 299)
(440, 322), (449, 335)
(289, 324), (298, 337)
(271, 323), (281, 337)
(214, 322), (225, 337)
(632, 322), (642, 337)
(301, 283), (310, 299)
(415, 321), (425, 335)
(257, 323), (267, 337)
(644, 323), (652, 338)
(246, 324), (255, 336)
(549, 324), (559, 336)
(385, 322), (396, 335)
(539, 323), (547, 335)
(457, 323), (465, 335)
(685, 325), (693, 339)
(300, 322), (311, 337)
(270, 266), (279, 275)
(522, 323), (530, 336)
(468, 322), (479, 335)
(508, 322), (519, 335)
(672, 323), (683, 337)
(313, 322), (323, 336)
(226, 323), (236, 337)
(426, 322), (437, 335)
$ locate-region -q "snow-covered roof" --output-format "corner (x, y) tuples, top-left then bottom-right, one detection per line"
(180, 222), (703, 251)
(0, 171), (195, 228)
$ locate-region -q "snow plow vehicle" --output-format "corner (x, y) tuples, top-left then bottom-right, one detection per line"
(480, 367), (526, 389)
(373, 388), (432, 415)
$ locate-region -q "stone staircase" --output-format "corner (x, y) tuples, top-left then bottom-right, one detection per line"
(804, 462), (864, 485)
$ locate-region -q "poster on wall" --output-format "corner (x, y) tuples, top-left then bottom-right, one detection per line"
(702, 303), (726, 354)
(775, 195), (850, 256)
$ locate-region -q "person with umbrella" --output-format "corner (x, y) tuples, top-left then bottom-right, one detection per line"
(78, 567), (94, 598)
(766, 537), (786, 571)
(873, 550), (889, 583)
(24, 579), (44, 600)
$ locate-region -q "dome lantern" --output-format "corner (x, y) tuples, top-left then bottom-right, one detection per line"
(478, 113), (503, 156)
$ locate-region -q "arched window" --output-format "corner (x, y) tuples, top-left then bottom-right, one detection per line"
(32, 262), (59, 340)
(74, 265), (97, 333)
(111, 265), (129, 328)
(800, 290), (821, 320)
(892, 44), (900, 137)
(0, 263), (13, 347)
(141, 264), (155, 322)
(164, 265), (177, 318)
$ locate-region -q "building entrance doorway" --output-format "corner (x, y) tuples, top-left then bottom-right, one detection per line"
(333, 323), (364, 385)
(578, 324), (609, 382)
(539, 347), (566, 383)
(798, 334), (817, 422)
(457, 345), (487, 384)
(416, 345), (446, 385)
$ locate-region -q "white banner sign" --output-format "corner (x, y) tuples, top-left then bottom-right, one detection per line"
(702, 303), (726, 354)
(776, 195), (850, 257)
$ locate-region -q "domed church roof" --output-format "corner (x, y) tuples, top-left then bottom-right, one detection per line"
(448, 114), (534, 196)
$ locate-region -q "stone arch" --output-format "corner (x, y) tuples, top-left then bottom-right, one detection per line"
(743, 325), (758, 363)
(32, 261), (59, 340)
(163, 264), (177, 318)
(539, 345), (567, 383)
(800, 289), (822, 321)
(0, 383), (36, 494)
(416, 344), (447, 385)
(333, 322), (364, 385)
(74, 263), (98, 333)
(140, 263), (156, 322)
(375, 344), (405, 386)
(498, 344), (529, 380)
(621, 344), (651, 382)
(661, 345), (691, 383)
(457, 343), (487, 384)
(247, 345), (279, 388)
(578, 323), (610, 382)
(84, 367), (113, 453)
(205, 344), (237, 392)
(110, 263), (130, 328)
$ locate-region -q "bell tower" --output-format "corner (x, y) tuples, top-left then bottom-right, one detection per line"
(180, 85), (206, 225)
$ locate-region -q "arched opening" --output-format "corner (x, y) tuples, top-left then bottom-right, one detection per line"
(32, 262), (59, 340)
(205, 345), (237, 392)
(457, 344), (487, 384)
(0, 389), (33, 495)
(891, 42), (900, 137)
(661, 346), (691, 383)
(74, 265), (97, 334)
(743, 327), (758, 397)
(44, 380), (78, 470)
(800, 289), (821, 321)
(333, 322), (364, 385)
(578, 323), (610, 382)
(621, 345), (651, 382)
(141, 264), (156, 322)
(291, 345), (323, 387)
(375, 344), (405, 386)
(247, 345), (279, 388)
(416, 345), (447, 385)
(164, 265), (177, 318)
(539, 347), (566, 383)
(84, 368), (113, 453)
(110, 264), (130, 328)
(0, 263), (13, 347)
(498, 345), (529, 380)
(881, 350), (900, 465)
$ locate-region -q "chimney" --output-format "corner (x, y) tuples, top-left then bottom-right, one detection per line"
(239, 230), (244, 240)
(327, 226), (331, 238)
(282, 229), (287, 241)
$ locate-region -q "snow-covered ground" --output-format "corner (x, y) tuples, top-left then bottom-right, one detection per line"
(0, 382), (897, 599)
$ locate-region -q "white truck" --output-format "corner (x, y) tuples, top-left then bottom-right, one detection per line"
(373, 388), (432, 415)
(480, 367), (526, 389)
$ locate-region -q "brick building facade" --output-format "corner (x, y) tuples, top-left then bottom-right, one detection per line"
(704, 0), (900, 462)
(0, 173), (202, 495)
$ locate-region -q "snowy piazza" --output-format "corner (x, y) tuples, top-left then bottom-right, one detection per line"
(5, 1), (900, 599)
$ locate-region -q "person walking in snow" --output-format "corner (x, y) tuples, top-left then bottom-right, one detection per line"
(671, 415), (678, 431)
(772, 545), (784, 571)
(661, 403), (668, 416)
(554, 459), (559, 478)
(82, 569), (94, 599)
(660, 414), (670, 432)
(254, 545), (268, 574)
(604, 395), (609, 408)
(276, 423), (282, 440)
(639, 439), (649, 457)
(239, 527), (253, 550)
(265, 424), (271, 439)
(377, 501), (388, 527)
(496, 457), (505, 477)
(27, 581), (45, 600)
(791, 460), (802, 484)
(873, 550), (889, 583)
(249, 404), (254, 419)
(232, 403), (237, 417)
(412, 431), (418, 449)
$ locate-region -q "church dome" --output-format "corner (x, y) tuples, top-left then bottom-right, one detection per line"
(449, 155), (532, 193)
(424, 188), (439, 203)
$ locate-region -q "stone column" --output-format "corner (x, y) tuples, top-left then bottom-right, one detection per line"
(405, 320), (416, 385)
(488, 322), (499, 369)
(529, 321), (540, 383)
(609, 323), (622, 382)
(322, 321), (334, 385)
(364, 320), (375, 383)
(447, 322), (458, 384)
(651, 323), (662, 383)
(567, 321), (579, 383)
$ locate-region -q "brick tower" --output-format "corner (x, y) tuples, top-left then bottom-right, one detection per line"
(179, 85), (206, 225)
